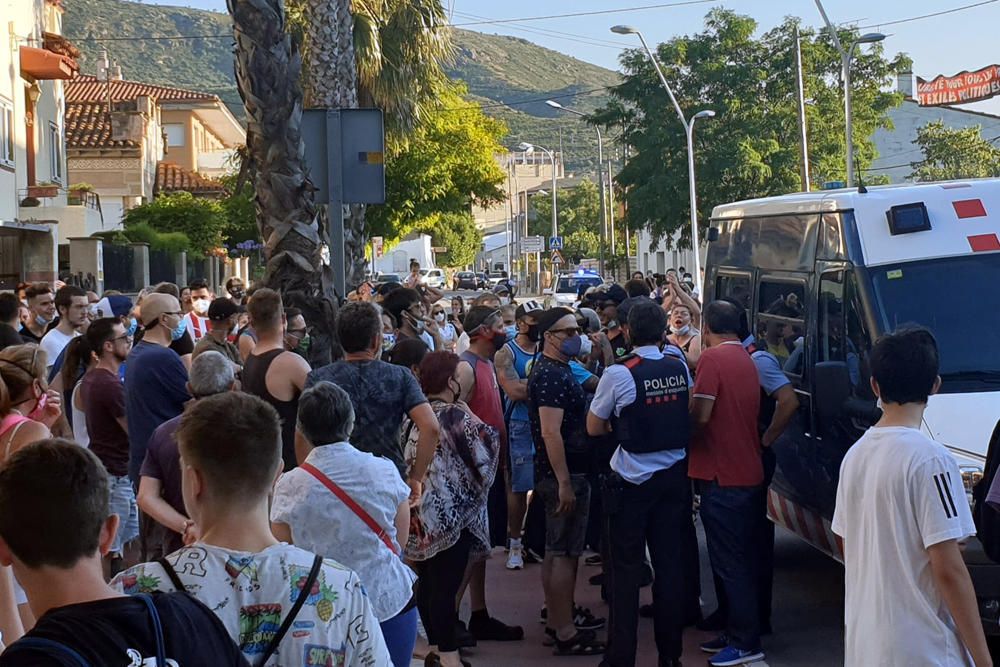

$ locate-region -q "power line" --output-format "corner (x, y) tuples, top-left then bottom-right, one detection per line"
(439, 86), (612, 112)
(449, 0), (719, 27)
(451, 10), (632, 50)
(858, 0), (998, 29)
(73, 33), (231, 42)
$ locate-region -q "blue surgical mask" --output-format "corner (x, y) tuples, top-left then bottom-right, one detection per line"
(504, 325), (517, 342)
(126, 317), (138, 338)
(34, 314), (50, 327)
(169, 319), (186, 342)
(559, 334), (583, 358)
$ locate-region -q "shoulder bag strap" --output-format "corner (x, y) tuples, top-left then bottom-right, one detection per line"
(137, 594), (167, 667)
(256, 554), (323, 667)
(300, 463), (399, 556)
(157, 557), (187, 592)
(9, 638), (91, 666)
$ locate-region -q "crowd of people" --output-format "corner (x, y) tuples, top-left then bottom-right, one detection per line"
(0, 265), (989, 667)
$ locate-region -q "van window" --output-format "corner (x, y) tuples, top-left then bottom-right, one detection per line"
(714, 273), (752, 310)
(819, 270), (874, 399)
(707, 215), (819, 271)
(818, 213), (847, 260)
(756, 279), (807, 378)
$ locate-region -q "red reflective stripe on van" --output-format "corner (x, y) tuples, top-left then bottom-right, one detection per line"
(953, 199), (987, 219)
(968, 233), (1000, 252)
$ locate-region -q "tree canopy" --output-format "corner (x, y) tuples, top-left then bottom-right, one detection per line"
(592, 10), (906, 246)
(911, 120), (1000, 182)
(528, 180), (603, 263)
(367, 83), (508, 263)
(413, 211), (482, 267)
(122, 192), (230, 256)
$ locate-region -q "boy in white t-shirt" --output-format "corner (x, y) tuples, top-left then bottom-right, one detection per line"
(832, 327), (990, 667)
(112, 391), (389, 667)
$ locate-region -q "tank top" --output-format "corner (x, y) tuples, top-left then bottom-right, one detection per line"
(459, 351), (507, 449)
(503, 340), (535, 423)
(71, 382), (90, 447)
(242, 349), (299, 471)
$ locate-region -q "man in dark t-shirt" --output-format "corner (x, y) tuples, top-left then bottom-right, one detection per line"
(306, 302), (439, 503)
(0, 439), (247, 667)
(80, 318), (138, 571)
(527, 308), (603, 655)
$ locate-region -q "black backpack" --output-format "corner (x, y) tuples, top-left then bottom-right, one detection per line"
(973, 419), (1000, 562)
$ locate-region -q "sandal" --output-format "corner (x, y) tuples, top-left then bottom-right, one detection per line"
(552, 629), (606, 656)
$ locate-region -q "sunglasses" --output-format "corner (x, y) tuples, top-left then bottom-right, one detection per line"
(548, 326), (582, 336)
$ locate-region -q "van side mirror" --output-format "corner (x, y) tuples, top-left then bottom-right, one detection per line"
(814, 361), (851, 421)
(707, 227), (720, 242)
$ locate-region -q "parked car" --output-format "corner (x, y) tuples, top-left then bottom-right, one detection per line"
(419, 268), (447, 289)
(453, 271), (478, 290)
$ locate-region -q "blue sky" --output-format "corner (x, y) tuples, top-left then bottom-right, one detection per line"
(156, 0), (1000, 111)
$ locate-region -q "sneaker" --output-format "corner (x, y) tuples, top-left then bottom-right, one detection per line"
(699, 634), (729, 654)
(539, 606), (606, 631)
(573, 605), (605, 631)
(506, 543), (525, 570)
(524, 547), (542, 564)
(708, 646), (765, 666)
(584, 554), (602, 566)
(468, 614), (524, 641)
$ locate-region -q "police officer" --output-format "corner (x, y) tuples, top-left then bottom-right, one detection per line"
(587, 299), (691, 667)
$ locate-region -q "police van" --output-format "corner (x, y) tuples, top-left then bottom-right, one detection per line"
(705, 179), (1000, 630)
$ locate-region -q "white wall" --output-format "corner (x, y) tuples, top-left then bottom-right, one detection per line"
(374, 235), (434, 275)
(636, 228), (699, 276)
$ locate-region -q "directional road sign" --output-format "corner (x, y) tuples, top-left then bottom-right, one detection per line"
(521, 236), (544, 254)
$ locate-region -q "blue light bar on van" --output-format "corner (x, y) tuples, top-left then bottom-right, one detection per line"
(886, 202), (931, 235)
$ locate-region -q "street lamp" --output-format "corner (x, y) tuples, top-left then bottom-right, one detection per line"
(517, 142), (558, 239)
(814, 1), (884, 187)
(611, 24), (714, 297)
(546, 100), (608, 276)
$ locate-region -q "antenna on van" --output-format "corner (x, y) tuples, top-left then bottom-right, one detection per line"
(855, 157), (868, 194)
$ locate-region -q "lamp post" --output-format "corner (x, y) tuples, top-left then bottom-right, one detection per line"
(546, 100), (608, 276)
(814, 1), (884, 187)
(518, 142), (558, 239)
(611, 25), (714, 297)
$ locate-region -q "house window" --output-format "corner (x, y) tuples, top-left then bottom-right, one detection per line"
(48, 122), (63, 183)
(164, 124), (185, 147)
(0, 99), (13, 168)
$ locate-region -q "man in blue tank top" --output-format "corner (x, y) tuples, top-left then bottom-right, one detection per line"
(587, 299), (692, 667)
(494, 300), (544, 570)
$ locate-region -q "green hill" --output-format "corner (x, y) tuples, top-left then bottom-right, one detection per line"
(62, 0), (619, 173)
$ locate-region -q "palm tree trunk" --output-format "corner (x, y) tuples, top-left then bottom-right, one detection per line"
(301, 0), (368, 289)
(228, 0), (338, 365)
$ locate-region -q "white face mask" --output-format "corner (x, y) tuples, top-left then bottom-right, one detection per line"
(578, 335), (593, 358)
(434, 313), (446, 323)
(670, 324), (691, 337)
(193, 299), (210, 315)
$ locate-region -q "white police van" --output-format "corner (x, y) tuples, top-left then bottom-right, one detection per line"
(705, 179), (1000, 631)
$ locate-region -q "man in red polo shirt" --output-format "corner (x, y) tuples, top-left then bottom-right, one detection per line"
(689, 300), (764, 667)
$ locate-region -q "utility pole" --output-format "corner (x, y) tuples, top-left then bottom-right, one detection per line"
(794, 26), (811, 192)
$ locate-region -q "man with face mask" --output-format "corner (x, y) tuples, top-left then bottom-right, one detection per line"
(182, 279), (213, 342)
(495, 300), (544, 570)
(19, 283), (55, 344)
(384, 287), (442, 351)
(528, 307), (604, 657)
(283, 307), (311, 360)
(192, 298), (243, 372)
(454, 305), (524, 643)
(124, 293), (191, 486)
(225, 277), (246, 306)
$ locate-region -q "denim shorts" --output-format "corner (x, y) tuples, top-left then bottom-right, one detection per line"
(109, 475), (140, 554)
(535, 474), (591, 558)
(507, 420), (535, 493)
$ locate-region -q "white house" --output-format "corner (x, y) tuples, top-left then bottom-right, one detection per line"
(0, 0), (96, 288)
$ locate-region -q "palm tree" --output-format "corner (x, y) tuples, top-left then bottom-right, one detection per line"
(227, 0), (337, 365)
(289, 0), (452, 286)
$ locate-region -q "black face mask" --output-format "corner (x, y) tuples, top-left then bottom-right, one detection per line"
(526, 324), (541, 342)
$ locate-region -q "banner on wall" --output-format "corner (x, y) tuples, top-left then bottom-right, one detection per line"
(917, 64), (1000, 106)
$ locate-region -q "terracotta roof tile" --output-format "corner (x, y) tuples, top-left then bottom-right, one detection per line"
(65, 102), (137, 150)
(155, 161), (225, 196)
(67, 75), (219, 104)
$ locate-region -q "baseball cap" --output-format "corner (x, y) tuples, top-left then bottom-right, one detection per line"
(208, 297), (241, 321)
(140, 293), (180, 327)
(91, 295), (132, 319)
(605, 284), (628, 305)
(515, 300), (544, 320)
(492, 283), (511, 295)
